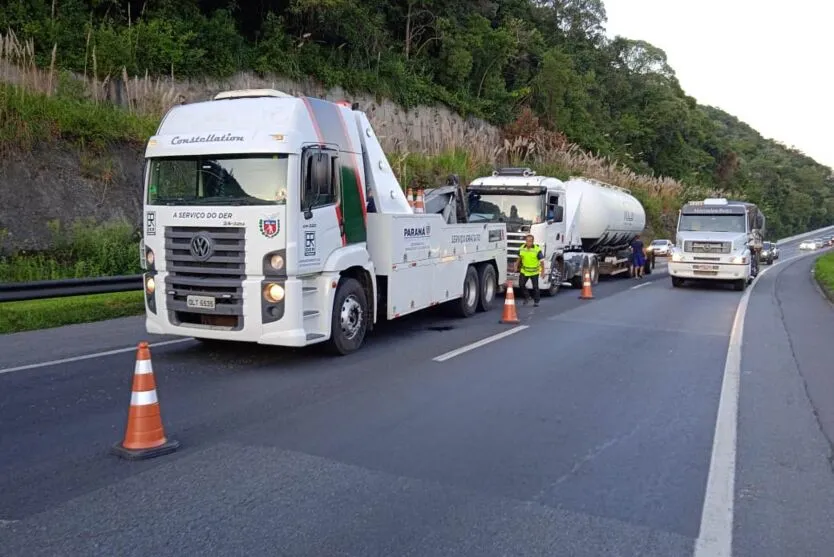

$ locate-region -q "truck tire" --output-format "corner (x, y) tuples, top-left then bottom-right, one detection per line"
(328, 277), (369, 356)
(455, 265), (480, 318)
(544, 257), (564, 297)
(672, 276), (684, 288)
(733, 278), (746, 291)
(476, 263), (497, 312)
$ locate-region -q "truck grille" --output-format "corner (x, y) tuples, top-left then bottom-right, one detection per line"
(506, 232), (526, 267)
(684, 241), (730, 254)
(164, 226), (245, 328)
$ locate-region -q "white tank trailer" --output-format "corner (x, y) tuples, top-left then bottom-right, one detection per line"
(423, 170), (646, 293)
(560, 177), (647, 285)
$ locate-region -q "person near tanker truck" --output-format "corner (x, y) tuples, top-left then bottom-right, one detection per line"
(513, 234), (545, 306)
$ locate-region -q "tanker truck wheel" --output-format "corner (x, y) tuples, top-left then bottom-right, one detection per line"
(544, 258), (564, 297)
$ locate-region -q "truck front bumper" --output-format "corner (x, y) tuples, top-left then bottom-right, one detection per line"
(144, 276), (318, 347)
(668, 261), (750, 281)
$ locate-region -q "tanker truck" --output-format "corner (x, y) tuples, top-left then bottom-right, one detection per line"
(426, 168), (645, 296)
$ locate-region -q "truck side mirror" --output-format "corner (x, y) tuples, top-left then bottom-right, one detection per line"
(551, 205), (564, 223)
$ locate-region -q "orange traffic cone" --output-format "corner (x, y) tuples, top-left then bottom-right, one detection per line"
(406, 187), (415, 209)
(414, 188), (425, 213)
(111, 342), (179, 460)
(579, 267), (594, 300)
(501, 280), (520, 324)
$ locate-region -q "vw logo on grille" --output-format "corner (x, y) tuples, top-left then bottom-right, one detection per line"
(190, 233), (214, 261)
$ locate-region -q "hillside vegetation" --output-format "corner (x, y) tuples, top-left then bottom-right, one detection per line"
(1, 0), (832, 243)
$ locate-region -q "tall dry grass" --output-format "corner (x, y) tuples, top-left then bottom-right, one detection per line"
(0, 27), (729, 235)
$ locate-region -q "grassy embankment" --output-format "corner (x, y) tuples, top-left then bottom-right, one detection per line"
(0, 33), (692, 333)
(813, 252), (834, 303)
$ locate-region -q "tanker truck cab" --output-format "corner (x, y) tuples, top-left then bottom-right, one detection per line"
(141, 89), (507, 354)
(669, 198), (765, 291)
(467, 168), (567, 296)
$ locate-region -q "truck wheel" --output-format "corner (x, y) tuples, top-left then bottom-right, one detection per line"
(544, 258), (564, 297)
(734, 278), (747, 291)
(672, 277), (684, 288)
(476, 264), (497, 312)
(328, 277), (369, 356)
(455, 265), (480, 318)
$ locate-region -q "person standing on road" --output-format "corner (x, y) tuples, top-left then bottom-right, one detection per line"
(630, 234), (646, 279)
(515, 234), (545, 306)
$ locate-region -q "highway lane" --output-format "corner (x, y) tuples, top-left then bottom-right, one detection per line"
(734, 248), (834, 556)
(0, 263), (671, 518)
(0, 239), (827, 556)
(1, 259), (737, 557)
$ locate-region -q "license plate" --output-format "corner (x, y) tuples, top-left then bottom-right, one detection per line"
(692, 264), (719, 271)
(186, 295), (216, 310)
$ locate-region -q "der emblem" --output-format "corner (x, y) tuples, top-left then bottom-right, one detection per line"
(259, 216), (280, 238)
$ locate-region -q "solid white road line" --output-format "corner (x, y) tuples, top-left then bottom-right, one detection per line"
(694, 248), (808, 556)
(630, 281), (652, 290)
(0, 338), (193, 375)
(433, 325), (529, 362)
(693, 276), (749, 557)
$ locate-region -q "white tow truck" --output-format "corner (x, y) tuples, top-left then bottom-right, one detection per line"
(139, 89), (507, 354)
(452, 168), (645, 295)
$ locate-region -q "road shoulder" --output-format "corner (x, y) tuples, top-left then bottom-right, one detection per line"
(734, 254), (834, 557)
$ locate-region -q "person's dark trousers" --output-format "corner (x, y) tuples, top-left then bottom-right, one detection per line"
(518, 274), (540, 304)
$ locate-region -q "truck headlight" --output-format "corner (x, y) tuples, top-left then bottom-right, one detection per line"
(146, 248), (155, 266)
(269, 254), (284, 271)
(263, 282), (285, 303)
(671, 250), (683, 262)
(730, 255), (749, 264)
(145, 276), (156, 294)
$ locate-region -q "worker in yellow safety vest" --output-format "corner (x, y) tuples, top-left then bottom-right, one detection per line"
(514, 234), (545, 306)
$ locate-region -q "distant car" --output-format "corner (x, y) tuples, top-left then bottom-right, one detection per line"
(761, 242), (778, 264)
(815, 238), (825, 249)
(799, 240), (817, 250)
(648, 239), (673, 256)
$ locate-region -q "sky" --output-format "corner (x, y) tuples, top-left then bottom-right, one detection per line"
(603, 0), (834, 170)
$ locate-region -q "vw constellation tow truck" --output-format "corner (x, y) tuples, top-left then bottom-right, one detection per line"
(139, 89), (507, 354)
(669, 198), (765, 291)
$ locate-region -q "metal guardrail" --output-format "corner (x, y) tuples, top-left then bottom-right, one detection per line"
(1, 224), (832, 303)
(0, 275), (143, 303)
(775, 225), (834, 246)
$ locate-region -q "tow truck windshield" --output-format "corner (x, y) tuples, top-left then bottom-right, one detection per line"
(147, 154), (290, 206)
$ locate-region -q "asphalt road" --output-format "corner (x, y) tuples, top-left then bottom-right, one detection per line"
(1, 242), (832, 556)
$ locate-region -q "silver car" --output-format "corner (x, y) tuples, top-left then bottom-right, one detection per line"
(648, 239), (673, 256)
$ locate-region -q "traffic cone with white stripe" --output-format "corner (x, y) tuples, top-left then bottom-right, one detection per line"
(579, 267), (594, 300)
(501, 280), (520, 324)
(406, 187), (415, 210)
(414, 188), (425, 213)
(111, 342), (179, 460)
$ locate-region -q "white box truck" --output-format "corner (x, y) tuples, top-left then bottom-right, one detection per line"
(453, 169), (645, 295)
(139, 89), (507, 354)
(669, 198), (765, 291)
